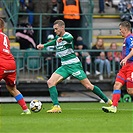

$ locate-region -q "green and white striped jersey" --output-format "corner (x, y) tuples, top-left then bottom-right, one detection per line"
(44, 32), (80, 65)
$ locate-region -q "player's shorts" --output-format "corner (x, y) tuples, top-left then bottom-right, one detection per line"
(0, 60), (16, 86)
(55, 62), (87, 80)
(116, 62), (133, 88)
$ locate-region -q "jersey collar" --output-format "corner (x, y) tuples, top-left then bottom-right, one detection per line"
(126, 33), (132, 38)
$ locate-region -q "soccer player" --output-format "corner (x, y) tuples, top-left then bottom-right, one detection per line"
(0, 18), (31, 115)
(37, 20), (112, 113)
(102, 21), (133, 113)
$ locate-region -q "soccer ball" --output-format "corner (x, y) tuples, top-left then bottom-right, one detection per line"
(29, 99), (42, 113)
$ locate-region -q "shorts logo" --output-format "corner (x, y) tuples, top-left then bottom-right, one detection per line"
(4, 70), (15, 73)
(72, 71), (81, 76)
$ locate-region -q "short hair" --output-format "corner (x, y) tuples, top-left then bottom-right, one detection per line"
(0, 18), (5, 29)
(119, 21), (131, 31)
(54, 20), (65, 27)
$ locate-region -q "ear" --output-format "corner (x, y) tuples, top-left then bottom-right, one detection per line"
(62, 25), (65, 29)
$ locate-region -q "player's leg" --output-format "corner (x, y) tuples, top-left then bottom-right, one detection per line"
(4, 65), (31, 115)
(1, 62), (30, 114)
(112, 81), (123, 106)
(126, 66), (133, 95)
(80, 78), (112, 105)
(46, 66), (69, 113)
(47, 72), (63, 105)
(127, 88), (133, 95)
(102, 81), (122, 113)
(102, 64), (133, 113)
(46, 73), (63, 113)
(102, 67), (125, 113)
(69, 62), (112, 105)
(6, 84), (31, 114)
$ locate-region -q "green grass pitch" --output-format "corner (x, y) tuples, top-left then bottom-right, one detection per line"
(0, 102), (133, 133)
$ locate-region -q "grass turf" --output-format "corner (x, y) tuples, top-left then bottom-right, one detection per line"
(0, 102), (133, 133)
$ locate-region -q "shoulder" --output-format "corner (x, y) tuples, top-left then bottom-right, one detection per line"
(55, 35), (59, 39)
(126, 34), (133, 42)
(64, 32), (71, 35)
(0, 31), (6, 36)
(63, 32), (73, 37)
(125, 35), (133, 46)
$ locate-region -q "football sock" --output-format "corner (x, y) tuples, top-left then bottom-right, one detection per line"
(15, 94), (28, 110)
(112, 90), (121, 106)
(92, 86), (108, 103)
(49, 86), (59, 105)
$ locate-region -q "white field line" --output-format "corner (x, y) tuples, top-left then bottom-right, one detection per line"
(65, 108), (133, 111)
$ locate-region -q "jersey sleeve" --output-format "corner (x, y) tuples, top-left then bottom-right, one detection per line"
(44, 39), (56, 47)
(127, 36), (133, 49)
(62, 33), (73, 43)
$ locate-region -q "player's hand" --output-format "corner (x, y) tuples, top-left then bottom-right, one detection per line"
(57, 37), (63, 43)
(120, 58), (127, 66)
(37, 44), (44, 50)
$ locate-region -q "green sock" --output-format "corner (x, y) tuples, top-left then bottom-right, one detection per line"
(49, 86), (59, 105)
(92, 86), (108, 103)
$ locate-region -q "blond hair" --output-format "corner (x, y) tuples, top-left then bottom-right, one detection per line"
(119, 21), (131, 31)
(54, 20), (65, 27)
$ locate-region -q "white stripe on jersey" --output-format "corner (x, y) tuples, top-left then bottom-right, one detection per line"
(61, 57), (80, 65)
(57, 48), (74, 57)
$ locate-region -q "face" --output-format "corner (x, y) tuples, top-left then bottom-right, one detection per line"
(53, 24), (64, 36)
(78, 45), (83, 50)
(97, 39), (103, 47)
(119, 25), (126, 37)
(111, 43), (117, 50)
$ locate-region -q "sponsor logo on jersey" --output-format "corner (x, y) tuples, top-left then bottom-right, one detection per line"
(72, 71), (81, 76)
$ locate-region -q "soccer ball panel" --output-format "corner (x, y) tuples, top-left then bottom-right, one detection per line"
(29, 100), (42, 113)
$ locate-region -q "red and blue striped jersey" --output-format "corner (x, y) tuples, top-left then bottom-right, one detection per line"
(122, 34), (133, 62)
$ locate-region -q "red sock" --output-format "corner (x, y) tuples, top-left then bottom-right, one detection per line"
(112, 93), (121, 106)
(18, 99), (28, 110)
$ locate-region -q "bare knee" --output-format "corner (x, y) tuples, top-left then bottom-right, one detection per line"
(127, 88), (133, 95)
(86, 84), (94, 90)
(113, 82), (122, 90)
(83, 84), (93, 90)
(80, 78), (94, 90)
(47, 79), (55, 88)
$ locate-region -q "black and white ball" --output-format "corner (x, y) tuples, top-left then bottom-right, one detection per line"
(29, 99), (42, 113)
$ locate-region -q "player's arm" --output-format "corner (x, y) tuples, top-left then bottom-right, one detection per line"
(37, 39), (56, 50)
(120, 48), (133, 65)
(44, 39), (56, 47)
(125, 48), (133, 60)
